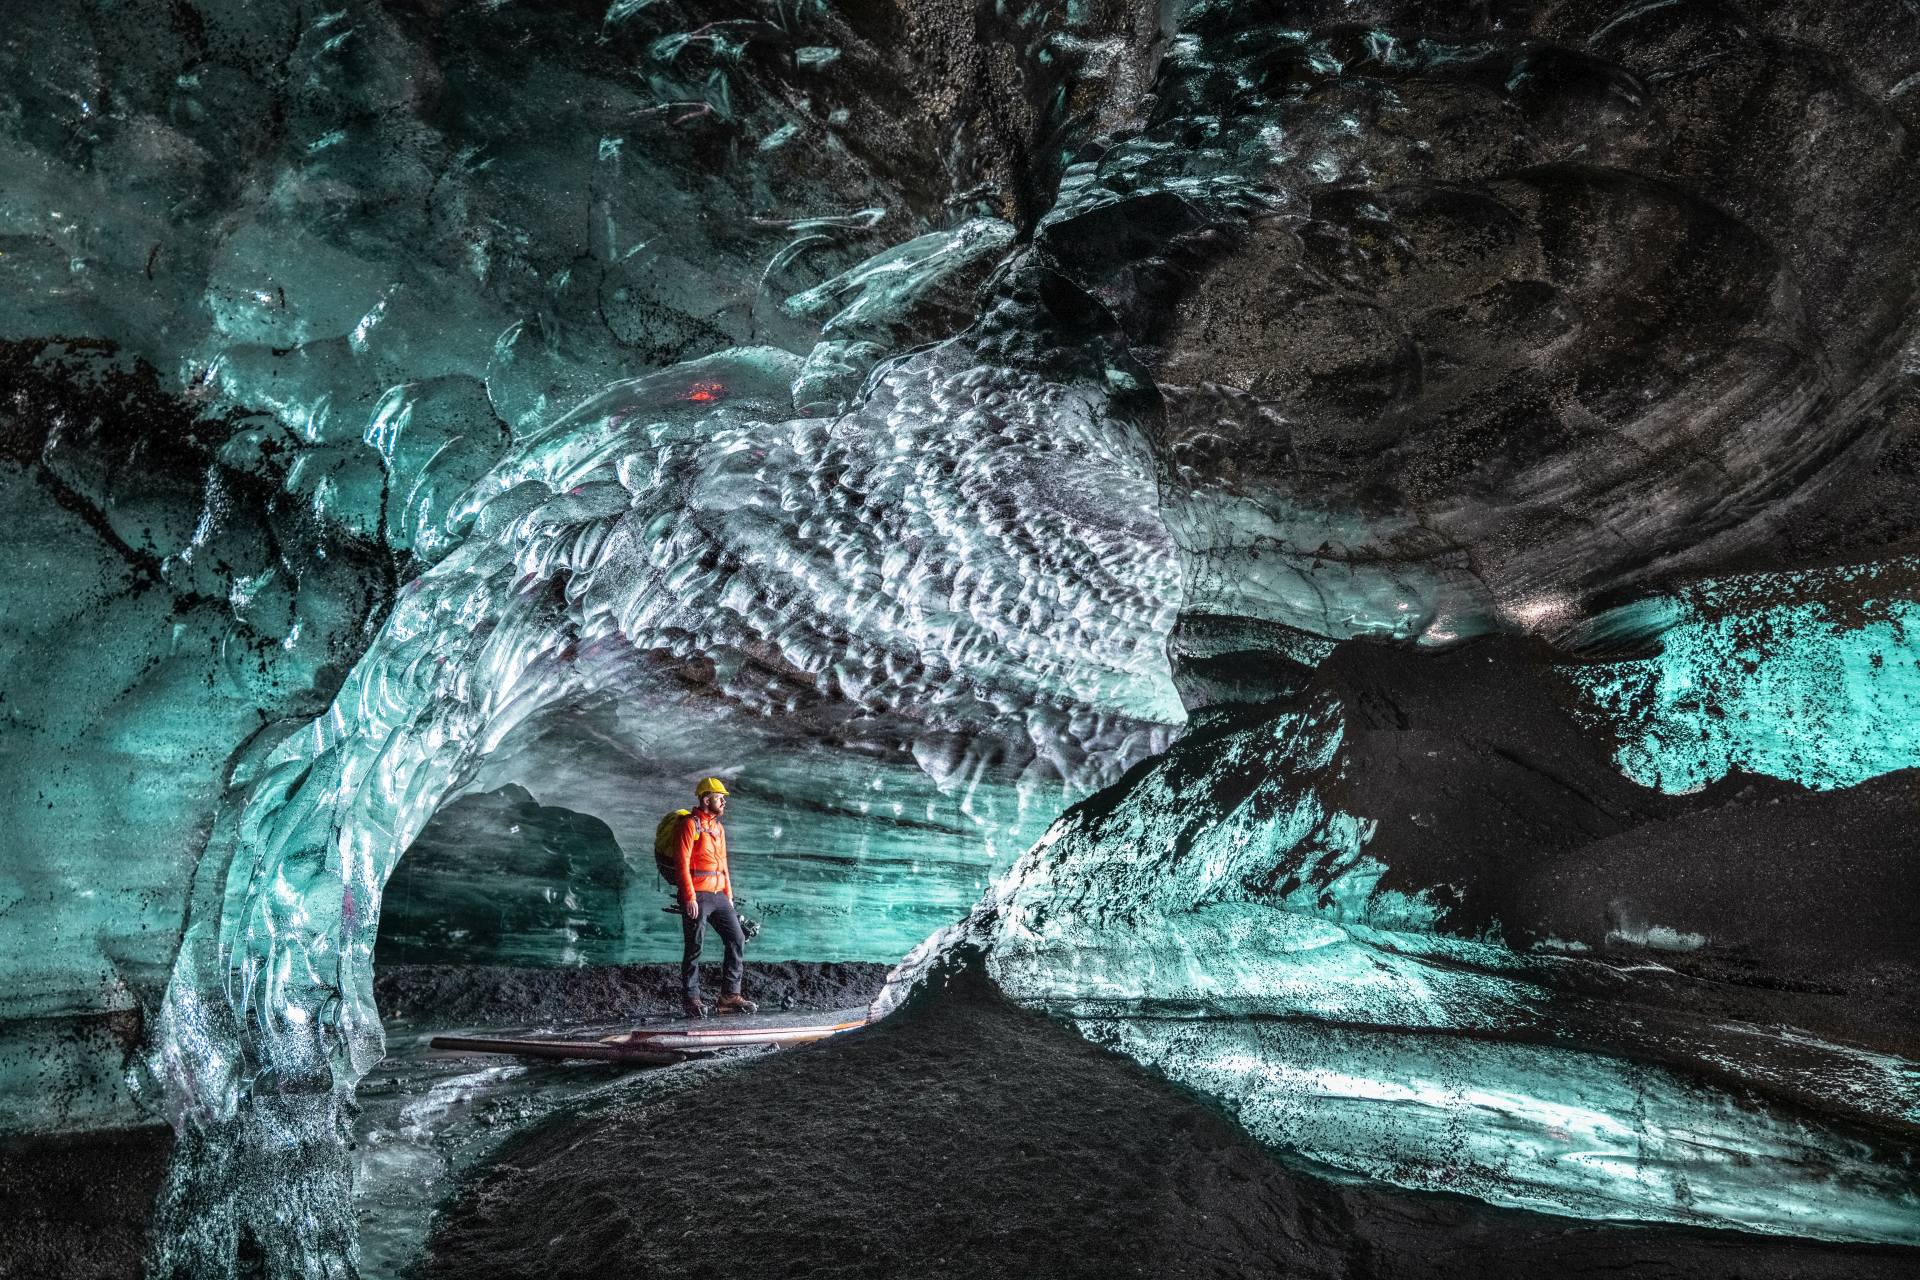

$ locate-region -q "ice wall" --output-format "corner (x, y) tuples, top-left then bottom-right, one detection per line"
(0, 339), (410, 1136)
(1568, 559), (1920, 793)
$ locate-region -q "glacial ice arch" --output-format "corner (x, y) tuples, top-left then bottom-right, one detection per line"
(143, 334), (1189, 1274)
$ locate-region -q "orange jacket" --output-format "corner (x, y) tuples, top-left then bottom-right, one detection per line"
(676, 810), (731, 902)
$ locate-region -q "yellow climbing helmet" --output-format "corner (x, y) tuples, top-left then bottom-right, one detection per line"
(695, 776), (729, 797)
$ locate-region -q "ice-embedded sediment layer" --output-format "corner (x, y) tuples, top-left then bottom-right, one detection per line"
(889, 636), (1920, 1244)
(1566, 558), (1920, 793)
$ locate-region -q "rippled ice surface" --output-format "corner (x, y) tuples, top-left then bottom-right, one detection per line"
(137, 229), (1199, 1272)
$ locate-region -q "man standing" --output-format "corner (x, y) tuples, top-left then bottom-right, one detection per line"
(675, 777), (756, 1018)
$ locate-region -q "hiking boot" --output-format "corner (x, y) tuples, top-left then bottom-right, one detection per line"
(682, 997), (707, 1019)
(714, 993), (758, 1015)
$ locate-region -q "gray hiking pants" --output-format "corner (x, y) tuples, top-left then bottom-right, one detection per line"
(681, 890), (745, 1003)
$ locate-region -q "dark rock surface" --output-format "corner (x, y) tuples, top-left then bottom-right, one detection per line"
(418, 970), (1920, 1280)
(1512, 772), (1920, 1005)
(1030, 0), (1920, 634)
(0, 1126), (171, 1280)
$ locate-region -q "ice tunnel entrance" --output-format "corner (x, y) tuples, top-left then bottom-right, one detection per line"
(374, 785), (633, 970)
(367, 735), (1053, 981)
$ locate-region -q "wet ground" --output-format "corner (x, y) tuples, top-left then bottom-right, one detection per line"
(357, 1018), (733, 1274)
(0, 1123), (171, 1280)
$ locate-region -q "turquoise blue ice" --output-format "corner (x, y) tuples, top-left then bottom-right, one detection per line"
(1567, 563), (1920, 792)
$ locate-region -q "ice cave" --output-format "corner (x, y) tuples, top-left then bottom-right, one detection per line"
(0, 2), (1916, 1277)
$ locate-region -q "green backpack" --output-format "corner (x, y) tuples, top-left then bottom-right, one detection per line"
(653, 809), (692, 885)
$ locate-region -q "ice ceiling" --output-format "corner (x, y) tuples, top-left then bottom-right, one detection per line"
(0, 1), (1916, 1276)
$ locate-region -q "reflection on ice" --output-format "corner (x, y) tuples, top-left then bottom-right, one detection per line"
(894, 897), (1920, 1245)
(1083, 1007), (1918, 1244)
